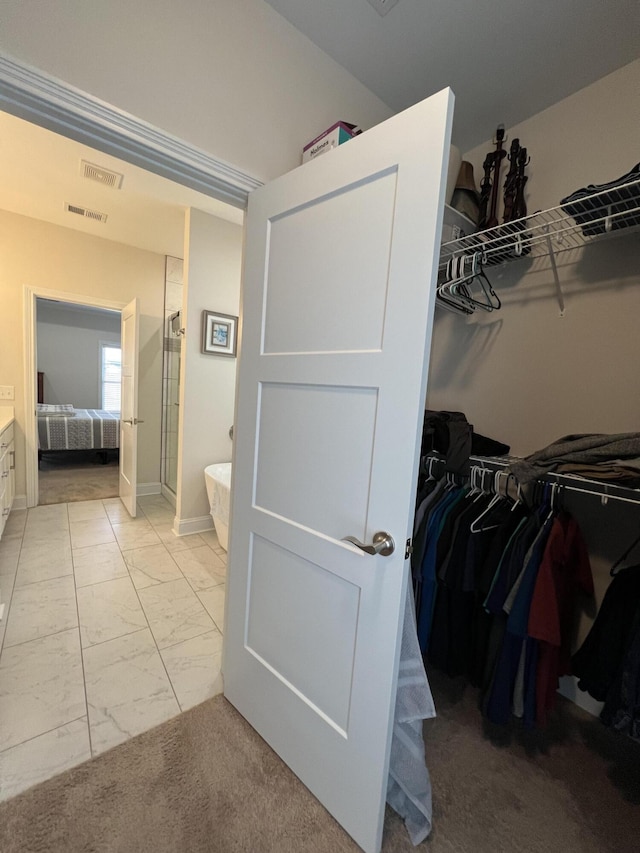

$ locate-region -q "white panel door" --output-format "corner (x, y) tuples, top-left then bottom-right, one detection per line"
(119, 298), (139, 517)
(224, 89), (454, 853)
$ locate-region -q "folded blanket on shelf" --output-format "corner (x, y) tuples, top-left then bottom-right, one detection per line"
(509, 433), (640, 484)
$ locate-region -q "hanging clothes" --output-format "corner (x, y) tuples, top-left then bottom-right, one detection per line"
(416, 484), (469, 648)
(527, 512), (594, 726)
(414, 464), (594, 731)
(482, 507), (546, 725)
(572, 564), (640, 741)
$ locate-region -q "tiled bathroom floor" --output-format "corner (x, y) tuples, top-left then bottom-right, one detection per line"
(0, 495), (227, 801)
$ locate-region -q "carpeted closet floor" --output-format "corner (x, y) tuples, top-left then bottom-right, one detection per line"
(38, 450), (119, 504)
(1, 668), (639, 853)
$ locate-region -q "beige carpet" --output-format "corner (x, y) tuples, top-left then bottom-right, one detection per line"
(1, 681), (639, 853)
(38, 451), (119, 504)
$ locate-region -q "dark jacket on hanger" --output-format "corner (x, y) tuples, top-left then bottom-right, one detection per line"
(601, 608), (640, 741)
(572, 565), (640, 702)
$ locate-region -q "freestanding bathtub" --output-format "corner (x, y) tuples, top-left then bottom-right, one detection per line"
(204, 462), (232, 551)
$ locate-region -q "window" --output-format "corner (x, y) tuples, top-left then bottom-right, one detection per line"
(101, 344), (122, 412)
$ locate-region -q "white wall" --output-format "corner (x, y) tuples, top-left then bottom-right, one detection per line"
(0, 210), (165, 497)
(0, 0), (393, 183)
(175, 209), (242, 530)
(36, 300), (121, 408)
(427, 60), (640, 456)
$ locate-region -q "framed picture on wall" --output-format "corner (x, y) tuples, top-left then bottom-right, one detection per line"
(201, 310), (238, 357)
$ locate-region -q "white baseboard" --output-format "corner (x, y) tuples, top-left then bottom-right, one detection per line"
(137, 482), (161, 497)
(160, 484), (176, 507)
(558, 675), (604, 718)
(12, 495), (27, 511)
(173, 515), (214, 536)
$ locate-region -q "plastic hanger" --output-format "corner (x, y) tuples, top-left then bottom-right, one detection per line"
(438, 253), (482, 314)
(439, 250), (500, 314)
(470, 470), (511, 533)
(449, 271), (501, 312)
(509, 477), (523, 511)
(437, 279), (476, 314)
(466, 465), (483, 498)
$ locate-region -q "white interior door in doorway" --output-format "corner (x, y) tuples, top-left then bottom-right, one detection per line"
(119, 297), (140, 517)
(224, 89), (454, 853)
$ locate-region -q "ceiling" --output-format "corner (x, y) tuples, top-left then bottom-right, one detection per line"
(2, 2), (637, 254)
(0, 110), (243, 258)
(265, 0), (640, 152)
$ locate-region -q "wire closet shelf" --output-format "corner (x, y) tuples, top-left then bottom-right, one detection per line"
(439, 176), (640, 272)
(469, 455), (640, 507)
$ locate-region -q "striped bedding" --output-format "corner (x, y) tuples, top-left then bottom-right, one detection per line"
(38, 409), (120, 451)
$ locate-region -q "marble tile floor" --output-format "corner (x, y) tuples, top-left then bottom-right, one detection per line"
(0, 495), (227, 801)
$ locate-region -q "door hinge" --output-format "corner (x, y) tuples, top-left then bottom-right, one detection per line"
(405, 538), (413, 560)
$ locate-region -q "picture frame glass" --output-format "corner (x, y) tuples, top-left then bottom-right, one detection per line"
(211, 322), (229, 347)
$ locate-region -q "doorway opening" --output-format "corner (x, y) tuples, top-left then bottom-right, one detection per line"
(1, 101), (241, 804)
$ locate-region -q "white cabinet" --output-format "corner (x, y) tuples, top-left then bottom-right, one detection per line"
(0, 416), (15, 540)
(0, 411), (15, 625)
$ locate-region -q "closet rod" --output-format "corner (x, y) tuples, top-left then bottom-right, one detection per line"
(469, 455), (640, 506)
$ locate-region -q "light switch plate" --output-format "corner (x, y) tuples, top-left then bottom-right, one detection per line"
(0, 386), (15, 400)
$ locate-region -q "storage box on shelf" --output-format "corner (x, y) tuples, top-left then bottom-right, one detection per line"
(302, 121), (361, 163)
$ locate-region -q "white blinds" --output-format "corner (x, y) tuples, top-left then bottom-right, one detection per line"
(101, 345), (122, 412)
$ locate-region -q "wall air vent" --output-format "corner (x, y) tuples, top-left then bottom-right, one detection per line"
(65, 202), (108, 223)
(365, 0), (400, 16)
(80, 160), (124, 189)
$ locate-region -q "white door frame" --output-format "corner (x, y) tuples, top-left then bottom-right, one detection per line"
(118, 298), (140, 517)
(23, 286), (126, 508)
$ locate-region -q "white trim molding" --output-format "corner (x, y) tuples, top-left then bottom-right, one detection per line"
(161, 484), (177, 508)
(0, 52), (262, 208)
(137, 482), (162, 497)
(173, 515), (214, 537)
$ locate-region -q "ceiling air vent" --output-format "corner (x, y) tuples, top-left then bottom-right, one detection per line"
(65, 202), (108, 224)
(365, 0), (400, 16)
(80, 160), (124, 189)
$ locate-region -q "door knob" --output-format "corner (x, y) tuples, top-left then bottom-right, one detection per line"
(123, 418), (145, 425)
(342, 531), (395, 557)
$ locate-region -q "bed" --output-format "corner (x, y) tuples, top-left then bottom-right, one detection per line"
(37, 405), (120, 453)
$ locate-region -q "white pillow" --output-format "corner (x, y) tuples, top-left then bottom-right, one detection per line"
(37, 404), (75, 414)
